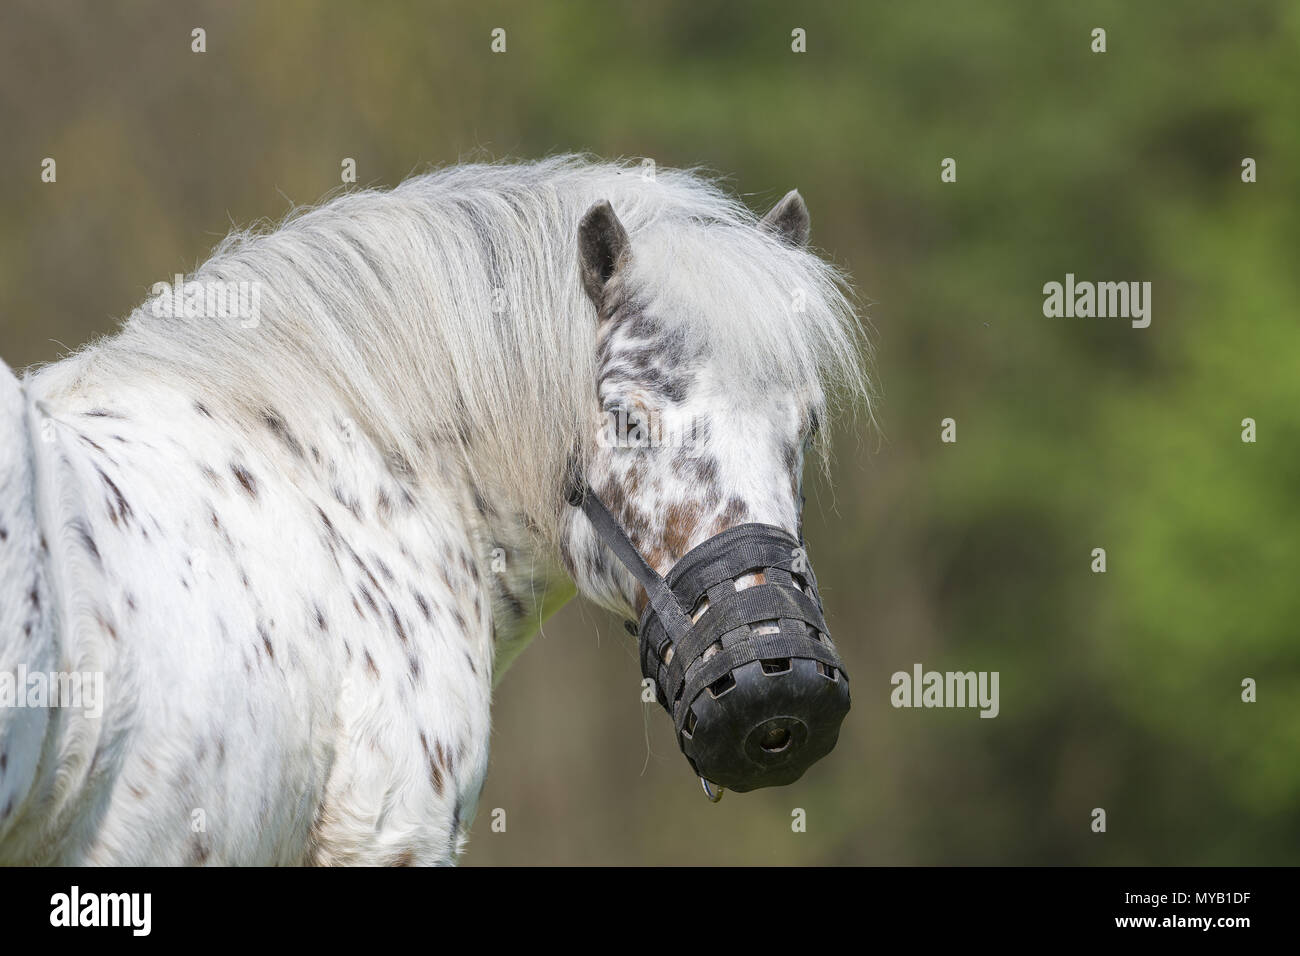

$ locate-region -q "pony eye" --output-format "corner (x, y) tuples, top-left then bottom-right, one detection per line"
(627, 410), (650, 443)
(604, 402), (653, 448)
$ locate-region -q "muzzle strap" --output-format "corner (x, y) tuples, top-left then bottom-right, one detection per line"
(639, 523), (841, 722)
(668, 585), (831, 681)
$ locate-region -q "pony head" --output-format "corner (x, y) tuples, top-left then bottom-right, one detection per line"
(560, 189), (866, 794)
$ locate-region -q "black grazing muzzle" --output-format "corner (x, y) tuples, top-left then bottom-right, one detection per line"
(566, 483), (850, 793)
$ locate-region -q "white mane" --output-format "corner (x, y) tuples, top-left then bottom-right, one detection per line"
(53, 155), (869, 531)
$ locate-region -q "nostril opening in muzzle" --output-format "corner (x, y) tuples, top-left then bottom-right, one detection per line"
(759, 726), (792, 753)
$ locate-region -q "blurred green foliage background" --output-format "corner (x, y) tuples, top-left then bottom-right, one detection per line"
(1, 0), (1296, 864)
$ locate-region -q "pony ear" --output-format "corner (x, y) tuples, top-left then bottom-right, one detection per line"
(760, 189), (811, 247)
(577, 200), (631, 308)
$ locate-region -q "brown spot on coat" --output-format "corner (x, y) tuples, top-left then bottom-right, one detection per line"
(72, 517), (101, 566)
(420, 733), (445, 795)
(388, 605), (408, 643)
(94, 611), (118, 641)
(713, 496), (750, 535)
(231, 463), (258, 498)
(413, 591), (432, 622)
(260, 407), (305, 459)
(96, 466), (133, 526)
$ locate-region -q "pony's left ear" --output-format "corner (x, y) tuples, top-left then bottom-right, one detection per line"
(760, 189), (811, 247)
(577, 199), (631, 309)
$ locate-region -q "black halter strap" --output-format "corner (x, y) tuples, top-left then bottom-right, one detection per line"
(567, 480), (819, 614)
(566, 481), (693, 638)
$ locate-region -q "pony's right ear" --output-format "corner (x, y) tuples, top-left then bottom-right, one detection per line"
(577, 200), (631, 310)
(760, 189), (811, 247)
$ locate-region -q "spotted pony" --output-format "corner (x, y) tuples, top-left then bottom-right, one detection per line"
(0, 157), (867, 864)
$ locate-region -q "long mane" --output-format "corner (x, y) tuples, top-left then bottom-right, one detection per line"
(56, 155), (870, 532)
